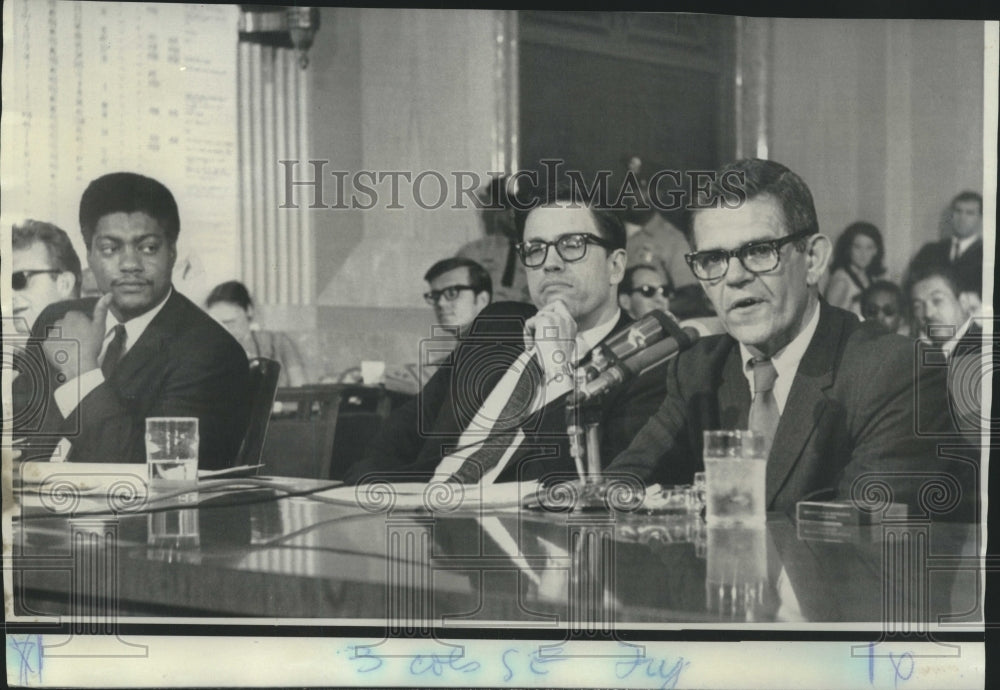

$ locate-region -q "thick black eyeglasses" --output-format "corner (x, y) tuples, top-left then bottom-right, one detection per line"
(628, 284), (673, 299)
(424, 285), (475, 305)
(516, 233), (615, 268)
(13, 270), (61, 290)
(685, 230), (814, 281)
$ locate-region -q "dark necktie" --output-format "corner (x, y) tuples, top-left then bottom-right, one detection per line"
(950, 240), (960, 263)
(748, 358), (779, 451)
(101, 324), (127, 380)
(448, 353), (542, 484)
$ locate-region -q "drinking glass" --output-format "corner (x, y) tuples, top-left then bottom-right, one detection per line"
(703, 430), (767, 525)
(145, 417), (199, 492)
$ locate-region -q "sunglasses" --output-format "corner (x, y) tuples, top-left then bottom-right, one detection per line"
(862, 304), (898, 318)
(13, 270), (61, 290)
(629, 284), (672, 299)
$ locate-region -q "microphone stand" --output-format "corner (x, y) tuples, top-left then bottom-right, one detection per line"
(566, 368), (610, 510)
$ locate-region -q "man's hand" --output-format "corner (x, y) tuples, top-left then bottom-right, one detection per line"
(42, 293), (113, 382)
(524, 299), (577, 383)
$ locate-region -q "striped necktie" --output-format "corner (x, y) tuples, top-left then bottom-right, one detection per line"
(448, 353), (542, 484)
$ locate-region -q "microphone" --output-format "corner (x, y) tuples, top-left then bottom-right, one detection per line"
(577, 325), (699, 401)
(578, 309), (678, 382)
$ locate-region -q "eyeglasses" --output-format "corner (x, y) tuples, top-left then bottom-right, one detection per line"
(516, 233), (615, 268)
(628, 284), (673, 299)
(862, 304), (898, 318)
(424, 285), (475, 305)
(13, 270), (61, 290)
(685, 230), (814, 281)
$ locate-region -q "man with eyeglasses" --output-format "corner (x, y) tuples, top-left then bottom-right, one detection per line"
(423, 257), (493, 330)
(346, 182), (668, 484)
(19, 172), (251, 469)
(608, 158), (962, 518)
(382, 258), (493, 395)
(11, 221), (82, 334)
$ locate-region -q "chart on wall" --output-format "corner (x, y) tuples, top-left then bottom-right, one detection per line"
(1, 0), (240, 304)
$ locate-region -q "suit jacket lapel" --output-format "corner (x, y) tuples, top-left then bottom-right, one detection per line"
(718, 344), (749, 430)
(108, 292), (180, 388)
(765, 302), (842, 507)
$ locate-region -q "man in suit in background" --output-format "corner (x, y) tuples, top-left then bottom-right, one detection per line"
(24, 172), (251, 469)
(617, 264), (673, 320)
(347, 183), (668, 484)
(909, 191), (983, 281)
(909, 261), (987, 445)
(608, 159), (963, 517)
(383, 258), (494, 395)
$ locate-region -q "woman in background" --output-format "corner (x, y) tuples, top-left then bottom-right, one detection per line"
(206, 281), (307, 387)
(825, 221), (886, 316)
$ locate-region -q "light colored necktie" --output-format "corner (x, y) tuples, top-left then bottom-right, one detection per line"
(950, 240), (960, 263)
(748, 358), (779, 451)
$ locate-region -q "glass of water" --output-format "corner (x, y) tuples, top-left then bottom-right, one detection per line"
(703, 430), (767, 525)
(145, 417), (199, 491)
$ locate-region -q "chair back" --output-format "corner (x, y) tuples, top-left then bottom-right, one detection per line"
(261, 384), (405, 479)
(261, 385), (343, 479)
(236, 357), (282, 469)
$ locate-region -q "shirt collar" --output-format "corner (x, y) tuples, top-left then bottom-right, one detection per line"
(954, 233), (980, 257)
(576, 308), (622, 362)
(941, 316), (974, 360)
(103, 287), (173, 353)
(739, 299), (821, 394)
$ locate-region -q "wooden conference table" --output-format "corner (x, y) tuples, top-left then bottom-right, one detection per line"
(9, 468), (982, 627)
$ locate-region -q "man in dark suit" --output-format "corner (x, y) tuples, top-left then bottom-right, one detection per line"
(908, 191), (983, 283)
(346, 184), (668, 484)
(608, 159), (963, 517)
(909, 261), (987, 443)
(22, 172), (251, 470)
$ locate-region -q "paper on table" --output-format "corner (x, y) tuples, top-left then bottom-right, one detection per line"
(315, 480), (541, 511)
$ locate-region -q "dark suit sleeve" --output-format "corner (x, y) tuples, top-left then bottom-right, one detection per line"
(57, 330), (249, 469)
(344, 357), (456, 483)
(598, 358), (670, 474)
(604, 355), (693, 485)
(836, 337), (962, 514)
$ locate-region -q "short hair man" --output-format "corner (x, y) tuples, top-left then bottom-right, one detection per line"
(860, 280), (905, 334)
(609, 159), (962, 517)
(347, 182), (668, 484)
(618, 264), (672, 320)
(23, 172), (251, 469)
(909, 262), (982, 354)
(423, 257), (493, 330)
(11, 221), (82, 333)
(909, 191), (983, 283)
